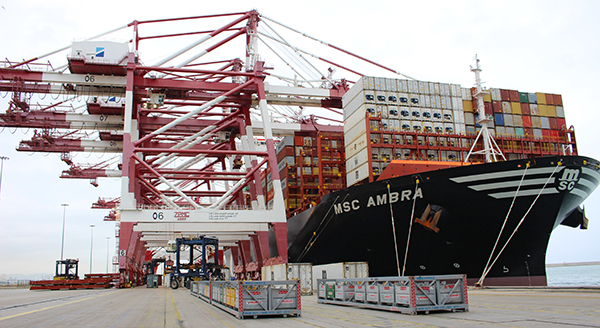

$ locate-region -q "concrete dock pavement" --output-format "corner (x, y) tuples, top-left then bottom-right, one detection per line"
(1, 286), (599, 327)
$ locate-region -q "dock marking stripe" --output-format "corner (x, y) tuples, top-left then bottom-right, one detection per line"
(191, 297), (234, 328)
(168, 289), (183, 323)
(0, 290), (121, 322)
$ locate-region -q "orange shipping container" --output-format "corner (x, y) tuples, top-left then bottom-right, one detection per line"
(557, 118), (567, 129)
(546, 93), (554, 105)
(509, 90), (520, 102)
(493, 100), (502, 113)
(522, 115), (532, 127)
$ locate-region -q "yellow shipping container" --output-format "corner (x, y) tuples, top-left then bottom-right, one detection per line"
(484, 93), (492, 102)
(463, 100), (473, 112)
(538, 104), (548, 116)
(536, 92), (546, 104)
(547, 105), (557, 117)
(511, 102), (521, 114)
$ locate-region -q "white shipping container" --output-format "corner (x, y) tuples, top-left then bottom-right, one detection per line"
(386, 92), (398, 104)
(313, 262), (369, 292)
(461, 87), (471, 101)
(430, 82), (440, 95)
(397, 79), (409, 93)
(464, 112), (475, 125)
(347, 163), (370, 186)
(410, 108), (422, 120)
(434, 122), (444, 133)
(444, 122), (455, 133)
(262, 263), (313, 295)
(385, 78), (397, 92)
(421, 108), (432, 120)
(419, 94), (430, 108)
(430, 95), (441, 108)
(423, 122), (434, 133)
(343, 91), (374, 120)
(412, 120), (423, 132)
(450, 84), (462, 97)
(442, 109), (453, 122)
(388, 106), (399, 119)
(393, 119), (400, 132)
(346, 148), (369, 172)
(505, 127), (515, 135)
(453, 110), (465, 123)
(432, 109), (443, 121)
(381, 119), (391, 131)
(501, 102), (512, 114)
(490, 88), (501, 101)
(345, 133), (368, 159)
(375, 90), (387, 103)
(380, 105), (389, 119)
(418, 81), (430, 94)
(344, 105), (369, 133)
(374, 77), (385, 91)
(504, 114), (514, 126)
(533, 128), (543, 138)
(541, 117), (551, 129)
(401, 120), (411, 131)
(408, 94), (420, 107)
(556, 106), (565, 118)
(344, 122), (367, 146)
(452, 97), (463, 110)
(496, 126), (506, 136)
(408, 80), (419, 93)
(455, 123), (466, 135)
(440, 83), (451, 96)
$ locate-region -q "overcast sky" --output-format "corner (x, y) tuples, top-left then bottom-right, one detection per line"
(1, 0), (599, 277)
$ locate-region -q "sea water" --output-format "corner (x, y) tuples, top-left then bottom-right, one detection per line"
(546, 264), (600, 286)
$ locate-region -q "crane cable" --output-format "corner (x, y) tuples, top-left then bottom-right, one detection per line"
(477, 162), (561, 287)
(476, 162), (529, 287)
(399, 179), (420, 276)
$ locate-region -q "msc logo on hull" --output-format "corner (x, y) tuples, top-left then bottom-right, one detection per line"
(557, 168), (580, 191)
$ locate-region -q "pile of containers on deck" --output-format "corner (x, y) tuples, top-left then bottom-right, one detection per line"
(275, 132), (345, 215)
(484, 89), (567, 140)
(343, 76), (471, 186)
(342, 76), (570, 186)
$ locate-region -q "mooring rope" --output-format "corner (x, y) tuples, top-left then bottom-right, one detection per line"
(477, 162), (561, 286)
(297, 194), (344, 261)
(477, 162), (529, 286)
(401, 179), (420, 276)
(387, 183), (401, 276)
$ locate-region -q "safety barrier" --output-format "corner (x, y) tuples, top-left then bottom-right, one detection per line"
(318, 274), (468, 315)
(191, 280), (301, 319)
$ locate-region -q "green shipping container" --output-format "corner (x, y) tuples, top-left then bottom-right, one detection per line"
(519, 92), (529, 103)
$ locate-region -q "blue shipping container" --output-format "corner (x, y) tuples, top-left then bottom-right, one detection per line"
(494, 113), (505, 126)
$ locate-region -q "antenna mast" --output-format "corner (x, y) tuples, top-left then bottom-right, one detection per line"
(465, 55), (506, 163)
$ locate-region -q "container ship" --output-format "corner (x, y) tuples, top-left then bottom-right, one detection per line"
(269, 61), (600, 286)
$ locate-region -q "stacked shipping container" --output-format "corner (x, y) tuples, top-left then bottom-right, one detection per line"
(342, 76), (576, 187)
(275, 132), (346, 216)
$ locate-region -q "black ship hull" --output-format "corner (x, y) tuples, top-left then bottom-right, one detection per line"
(286, 156), (599, 286)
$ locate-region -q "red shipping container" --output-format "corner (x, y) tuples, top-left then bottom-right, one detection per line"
(542, 129), (552, 138)
(520, 103), (530, 115)
(522, 115), (532, 127)
(546, 93), (555, 105)
(509, 90), (520, 102)
(524, 127), (534, 137)
(549, 117), (559, 130)
(500, 89), (510, 101)
(551, 130), (560, 139)
(554, 94), (563, 106)
(485, 102), (493, 116)
(294, 136), (303, 146)
(557, 118), (566, 129)
(492, 100), (502, 113)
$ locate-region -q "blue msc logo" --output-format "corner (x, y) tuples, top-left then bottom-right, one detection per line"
(95, 47), (105, 58)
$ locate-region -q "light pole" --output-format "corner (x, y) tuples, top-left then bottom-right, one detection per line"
(60, 204), (69, 261)
(0, 156), (8, 199)
(106, 236), (110, 273)
(89, 225), (95, 274)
